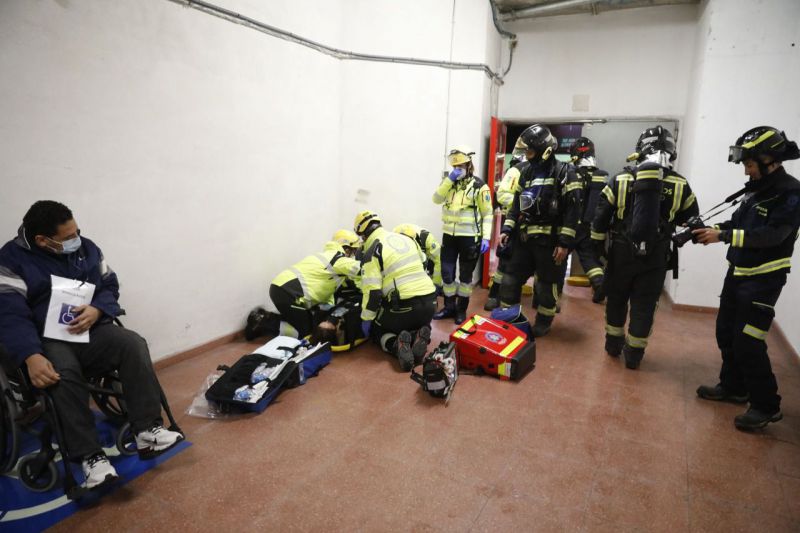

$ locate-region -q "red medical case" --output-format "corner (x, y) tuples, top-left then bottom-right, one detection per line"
(449, 314), (535, 381)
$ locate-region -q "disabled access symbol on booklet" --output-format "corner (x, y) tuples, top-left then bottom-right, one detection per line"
(58, 303), (77, 325)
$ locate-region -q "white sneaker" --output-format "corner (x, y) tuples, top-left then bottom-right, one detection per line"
(135, 424), (184, 459)
(81, 452), (119, 489)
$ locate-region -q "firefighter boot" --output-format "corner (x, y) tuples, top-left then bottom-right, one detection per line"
(531, 314), (553, 337)
(590, 276), (606, 304)
(483, 282), (501, 311)
(734, 407), (783, 431)
(394, 330), (414, 372)
(455, 296), (470, 324)
(605, 334), (624, 358)
(433, 296), (456, 320)
(623, 344), (644, 370)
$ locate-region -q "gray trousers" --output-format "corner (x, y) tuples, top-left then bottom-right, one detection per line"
(41, 323), (162, 461)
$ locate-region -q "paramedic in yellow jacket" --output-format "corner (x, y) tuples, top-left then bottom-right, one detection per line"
(269, 230), (361, 339)
(485, 155), (524, 311)
(432, 146), (494, 324)
(393, 223), (442, 288)
(356, 211), (436, 371)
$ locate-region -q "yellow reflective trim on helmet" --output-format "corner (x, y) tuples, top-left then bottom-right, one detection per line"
(742, 324), (767, 341)
(742, 130), (776, 149)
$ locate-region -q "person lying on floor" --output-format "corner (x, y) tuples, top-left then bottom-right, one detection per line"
(0, 200), (183, 490)
(268, 230), (362, 339)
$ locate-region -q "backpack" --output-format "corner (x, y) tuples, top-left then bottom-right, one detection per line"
(626, 163), (666, 256)
(410, 342), (458, 404)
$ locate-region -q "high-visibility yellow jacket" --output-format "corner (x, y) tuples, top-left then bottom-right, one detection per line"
(271, 241), (361, 307)
(496, 165), (522, 215)
(360, 227), (436, 321)
(393, 223), (442, 285)
(433, 175), (494, 238)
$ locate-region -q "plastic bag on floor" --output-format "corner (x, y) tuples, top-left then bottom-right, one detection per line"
(186, 372), (237, 419)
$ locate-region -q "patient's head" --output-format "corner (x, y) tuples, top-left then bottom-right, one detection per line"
(310, 321), (338, 345)
(23, 200), (80, 254)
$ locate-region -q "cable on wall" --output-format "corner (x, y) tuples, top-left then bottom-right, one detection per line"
(168, 0), (506, 85)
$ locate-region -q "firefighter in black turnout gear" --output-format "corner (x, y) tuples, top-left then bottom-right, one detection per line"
(592, 126), (699, 369)
(570, 137), (609, 303)
(694, 126), (800, 431)
(498, 124), (583, 337)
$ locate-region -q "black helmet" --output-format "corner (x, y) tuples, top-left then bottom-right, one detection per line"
(570, 137), (595, 160)
(729, 126), (800, 164)
(633, 126), (676, 162)
(515, 124), (558, 162)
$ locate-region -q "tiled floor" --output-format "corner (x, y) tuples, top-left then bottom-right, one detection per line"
(52, 285), (800, 532)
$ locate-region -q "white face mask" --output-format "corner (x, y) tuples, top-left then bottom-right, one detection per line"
(46, 235), (82, 254)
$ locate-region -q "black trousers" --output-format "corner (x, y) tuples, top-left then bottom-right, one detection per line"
(500, 236), (562, 318)
(440, 234), (480, 298)
(574, 223), (604, 281)
(604, 239), (668, 349)
(41, 323), (162, 461)
(269, 280), (313, 338)
(717, 271), (785, 413)
(375, 292), (437, 350)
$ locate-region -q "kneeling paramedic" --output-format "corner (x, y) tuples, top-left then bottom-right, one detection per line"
(355, 211), (436, 371)
(693, 126), (800, 431)
(393, 223), (442, 288)
(570, 137), (610, 303)
(0, 201), (184, 490)
(498, 124), (583, 337)
(432, 146), (493, 324)
(592, 126), (699, 369)
(269, 230), (362, 338)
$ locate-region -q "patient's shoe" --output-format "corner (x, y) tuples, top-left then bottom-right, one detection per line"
(82, 452), (119, 489)
(135, 424), (185, 459)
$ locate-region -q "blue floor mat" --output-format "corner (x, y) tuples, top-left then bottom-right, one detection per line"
(0, 412), (190, 532)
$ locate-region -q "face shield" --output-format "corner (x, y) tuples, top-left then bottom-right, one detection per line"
(519, 190), (537, 213)
(575, 156), (597, 168)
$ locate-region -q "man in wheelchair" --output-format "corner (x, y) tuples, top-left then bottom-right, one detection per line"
(0, 201), (183, 489)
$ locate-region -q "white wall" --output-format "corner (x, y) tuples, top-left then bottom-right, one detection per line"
(498, 4), (698, 121)
(672, 0), (800, 350)
(336, 0), (502, 237)
(0, 0), (502, 361)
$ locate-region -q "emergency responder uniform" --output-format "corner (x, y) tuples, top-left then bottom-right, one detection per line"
(499, 124), (583, 337)
(592, 126), (699, 369)
(269, 231), (362, 338)
(355, 211), (436, 371)
(570, 137), (609, 303)
(695, 126), (800, 431)
(393, 223), (442, 288)
(485, 156), (524, 311)
(432, 147), (493, 324)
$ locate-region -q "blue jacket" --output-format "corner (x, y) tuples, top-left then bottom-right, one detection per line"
(0, 225), (121, 368)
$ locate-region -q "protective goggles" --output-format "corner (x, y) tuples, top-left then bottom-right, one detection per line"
(728, 145), (746, 164)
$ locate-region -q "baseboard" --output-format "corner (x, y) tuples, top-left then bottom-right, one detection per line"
(671, 303), (719, 314)
(153, 329), (245, 370)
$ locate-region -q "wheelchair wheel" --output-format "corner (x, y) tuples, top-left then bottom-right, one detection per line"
(116, 422), (137, 457)
(18, 454), (59, 493)
(90, 374), (127, 424)
(0, 382), (20, 474)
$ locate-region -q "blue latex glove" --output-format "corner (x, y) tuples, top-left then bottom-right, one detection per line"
(361, 320), (372, 338)
(448, 168), (465, 182)
(480, 239), (490, 254)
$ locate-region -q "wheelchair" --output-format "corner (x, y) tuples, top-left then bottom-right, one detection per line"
(0, 324), (182, 500)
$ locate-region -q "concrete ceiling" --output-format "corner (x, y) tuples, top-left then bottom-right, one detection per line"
(496, 0), (700, 19)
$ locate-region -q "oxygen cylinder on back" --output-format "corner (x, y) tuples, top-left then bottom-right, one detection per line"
(629, 163), (664, 255)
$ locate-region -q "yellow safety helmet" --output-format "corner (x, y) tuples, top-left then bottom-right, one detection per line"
(392, 224), (418, 240)
(354, 210), (381, 236)
(447, 146), (475, 167)
(332, 229), (360, 249)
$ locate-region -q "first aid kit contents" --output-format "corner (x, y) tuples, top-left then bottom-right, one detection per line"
(450, 314), (536, 381)
(204, 338), (332, 413)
